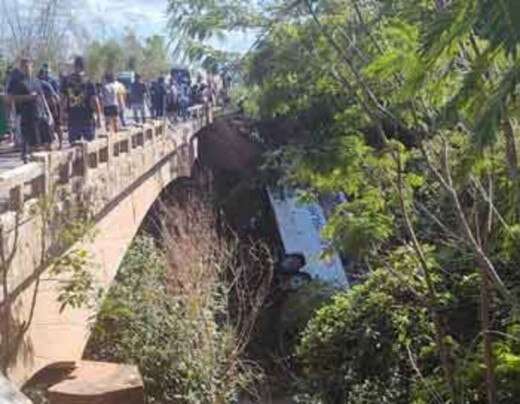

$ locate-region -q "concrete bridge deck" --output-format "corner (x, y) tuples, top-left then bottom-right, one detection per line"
(0, 105), (213, 389)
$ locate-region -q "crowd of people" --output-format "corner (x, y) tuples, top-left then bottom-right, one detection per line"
(150, 71), (219, 123)
(0, 55), (226, 163)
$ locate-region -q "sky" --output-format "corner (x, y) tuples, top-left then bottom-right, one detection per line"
(79, 0), (254, 53)
(83, 0), (168, 38)
(0, 0), (254, 61)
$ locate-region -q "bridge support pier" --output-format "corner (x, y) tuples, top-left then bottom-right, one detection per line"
(48, 361), (144, 404)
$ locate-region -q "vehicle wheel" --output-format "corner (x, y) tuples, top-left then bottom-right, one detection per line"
(287, 272), (312, 291)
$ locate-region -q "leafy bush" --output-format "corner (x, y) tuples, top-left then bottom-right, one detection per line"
(296, 268), (431, 404)
(453, 324), (520, 404)
(85, 190), (269, 404)
(275, 281), (337, 358)
(86, 236), (252, 403)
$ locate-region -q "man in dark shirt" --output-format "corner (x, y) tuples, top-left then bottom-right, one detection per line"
(149, 80), (158, 118)
(151, 77), (167, 118)
(7, 58), (48, 162)
(39, 64), (60, 93)
(62, 56), (101, 143)
(130, 73), (148, 124)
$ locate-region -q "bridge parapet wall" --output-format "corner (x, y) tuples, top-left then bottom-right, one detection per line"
(0, 105), (206, 216)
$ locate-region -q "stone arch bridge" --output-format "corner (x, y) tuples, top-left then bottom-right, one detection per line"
(0, 106), (213, 390)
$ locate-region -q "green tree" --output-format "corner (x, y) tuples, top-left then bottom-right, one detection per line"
(86, 39), (125, 80)
(84, 34), (170, 80)
(141, 35), (170, 78)
(166, 0), (520, 402)
(122, 28), (144, 71)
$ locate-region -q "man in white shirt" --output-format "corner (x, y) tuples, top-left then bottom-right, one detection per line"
(101, 73), (125, 134)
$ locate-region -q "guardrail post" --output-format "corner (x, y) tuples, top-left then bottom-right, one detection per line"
(115, 140), (121, 157)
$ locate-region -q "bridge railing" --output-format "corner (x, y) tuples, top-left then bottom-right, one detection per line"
(0, 104), (210, 216)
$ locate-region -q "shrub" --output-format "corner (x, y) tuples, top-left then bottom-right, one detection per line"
(85, 190), (270, 403)
(295, 268), (431, 403)
(276, 281), (337, 358)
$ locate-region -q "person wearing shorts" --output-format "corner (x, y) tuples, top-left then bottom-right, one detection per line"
(68, 124), (95, 142)
(101, 73), (124, 134)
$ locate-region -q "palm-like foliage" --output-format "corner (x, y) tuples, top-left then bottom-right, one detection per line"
(415, 0), (520, 146)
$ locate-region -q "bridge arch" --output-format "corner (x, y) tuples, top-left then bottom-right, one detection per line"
(0, 109), (213, 386)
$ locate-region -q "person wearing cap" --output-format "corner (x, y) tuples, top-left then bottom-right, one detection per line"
(62, 56), (101, 143)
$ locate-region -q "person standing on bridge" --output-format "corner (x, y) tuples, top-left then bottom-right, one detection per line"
(179, 81), (190, 121)
(114, 79), (128, 128)
(7, 57), (52, 162)
(62, 56), (102, 144)
(166, 78), (179, 124)
(3, 66), (22, 147)
(0, 93), (8, 142)
(38, 69), (63, 149)
(38, 64), (60, 93)
(101, 72), (125, 134)
(130, 73), (148, 124)
(151, 76), (167, 119)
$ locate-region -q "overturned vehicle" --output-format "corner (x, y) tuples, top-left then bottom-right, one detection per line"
(193, 114), (349, 291)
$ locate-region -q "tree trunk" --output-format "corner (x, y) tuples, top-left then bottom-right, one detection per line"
(395, 153), (458, 403)
(480, 270), (496, 404)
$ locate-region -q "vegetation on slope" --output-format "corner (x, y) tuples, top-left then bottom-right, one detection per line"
(168, 0), (520, 402)
(85, 191), (271, 403)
